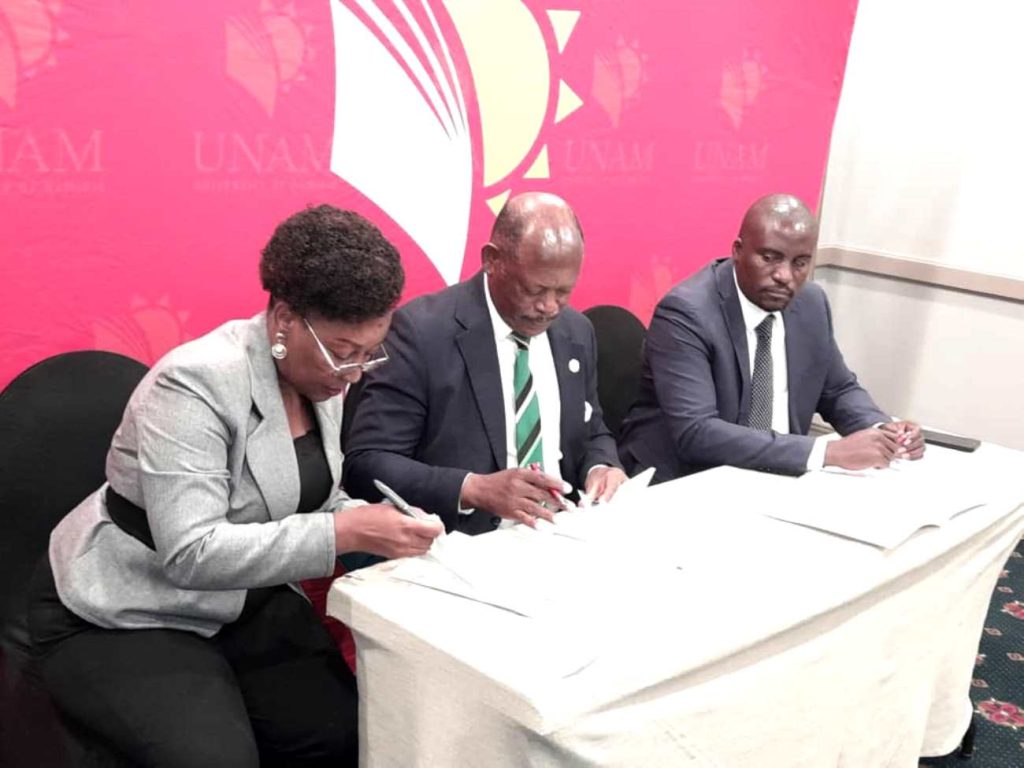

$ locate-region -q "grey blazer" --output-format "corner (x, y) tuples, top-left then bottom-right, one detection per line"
(49, 313), (359, 637)
(618, 259), (888, 481)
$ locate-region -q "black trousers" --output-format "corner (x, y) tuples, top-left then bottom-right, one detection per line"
(28, 560), (358, 768)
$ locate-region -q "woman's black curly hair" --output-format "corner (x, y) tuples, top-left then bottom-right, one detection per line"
(260, 205), (404, 322)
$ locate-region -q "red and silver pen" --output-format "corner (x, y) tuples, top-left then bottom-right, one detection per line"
(529, 462), (571, 509)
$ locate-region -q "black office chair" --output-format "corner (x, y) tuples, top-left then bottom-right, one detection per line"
(583, 305), (647, 439)
(0, 351), (148, 767)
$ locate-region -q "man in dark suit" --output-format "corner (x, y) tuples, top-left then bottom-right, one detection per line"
(344, 192), (627, 535)
(618, 193), (925, 482)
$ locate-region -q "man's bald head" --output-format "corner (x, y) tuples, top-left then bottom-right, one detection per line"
(732, 194), (818, 312)
(483, 192), (584, 337)
(738, 194), (818, 243)
(490, 192), (584, 257)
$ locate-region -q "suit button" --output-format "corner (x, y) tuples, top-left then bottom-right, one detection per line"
(491, 516), (501, 527)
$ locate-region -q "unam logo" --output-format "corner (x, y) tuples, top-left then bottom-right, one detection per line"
(591, 36), (646, 129)
(329, 0), (585, 285)
(92, 296), (190, 366)
(720, 51), (766, 129)
(0, 0), (64, 109)
(226, 0), (316, 117)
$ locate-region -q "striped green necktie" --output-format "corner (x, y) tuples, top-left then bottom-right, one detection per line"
(511, 331), (543, 467)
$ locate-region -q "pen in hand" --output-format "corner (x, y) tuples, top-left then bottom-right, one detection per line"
(373, 479), (432, 522)
(888, 422), (912, 455)
(529, 462), (574, 510)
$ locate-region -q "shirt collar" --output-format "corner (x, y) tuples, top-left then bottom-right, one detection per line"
(732, 266), (778, 333)
(483, 273), (515, 344)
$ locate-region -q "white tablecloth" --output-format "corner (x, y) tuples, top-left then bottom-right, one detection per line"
(328, 444), (1024, 767)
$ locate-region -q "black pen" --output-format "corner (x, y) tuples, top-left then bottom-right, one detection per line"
(373, 479), (427, 520)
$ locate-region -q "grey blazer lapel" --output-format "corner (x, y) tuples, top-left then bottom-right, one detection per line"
(244, 316), (300, 521)
(454, 274), (506, 469)
(716, 260), (752, 423)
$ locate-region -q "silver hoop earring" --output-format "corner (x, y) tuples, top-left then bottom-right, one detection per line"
(270, 331), (288, 360)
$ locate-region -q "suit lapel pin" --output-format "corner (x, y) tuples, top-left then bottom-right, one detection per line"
(568, 358), (580, 373)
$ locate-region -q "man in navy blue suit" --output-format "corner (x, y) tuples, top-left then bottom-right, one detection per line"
(344, 192), (627, 535)
(618, 194), (925, 483)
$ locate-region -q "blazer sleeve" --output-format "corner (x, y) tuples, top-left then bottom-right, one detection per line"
(342, 310), (470, 528)
(648, 298), (815, 475)
(327, 487), (367, 512)
(136, 368), (337, 590)
(815, 296), (890, 434)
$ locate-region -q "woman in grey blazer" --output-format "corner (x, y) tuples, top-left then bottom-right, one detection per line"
(28, 205), (442, 767)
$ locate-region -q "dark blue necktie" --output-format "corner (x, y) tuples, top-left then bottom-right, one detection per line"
(748, 315), (774, 431)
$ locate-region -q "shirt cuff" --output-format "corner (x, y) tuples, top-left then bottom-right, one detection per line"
(807, 433), (840, 471)
(457, 473), (475, 515)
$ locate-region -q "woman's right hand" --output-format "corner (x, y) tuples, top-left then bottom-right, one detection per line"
(333, 504), (443, 559)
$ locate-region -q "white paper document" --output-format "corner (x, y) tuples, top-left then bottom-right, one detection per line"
(745, 446), (997, 548)
(576, 466), (655, 510)
(390, 530), (561, 617)
(379, 466), (677, 627)
(541, 467), (657, 540)
(386, 524), (669, 617)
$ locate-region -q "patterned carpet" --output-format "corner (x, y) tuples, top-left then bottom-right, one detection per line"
(923, 540), (1024, 767)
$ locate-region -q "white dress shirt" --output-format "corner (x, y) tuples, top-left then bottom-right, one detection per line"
(457, 280), (567, 520)
(733, 272), (830, 471)
(483, 277), (564, 479)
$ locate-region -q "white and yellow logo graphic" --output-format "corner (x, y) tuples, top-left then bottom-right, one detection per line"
(329, 0), (583, 284)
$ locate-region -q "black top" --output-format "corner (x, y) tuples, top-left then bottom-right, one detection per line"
(293, 427), (332, 515)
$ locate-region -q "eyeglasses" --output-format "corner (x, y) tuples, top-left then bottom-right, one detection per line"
(303, 318), (389, 377)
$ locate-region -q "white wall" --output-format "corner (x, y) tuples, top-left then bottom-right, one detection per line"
(815, 266), (1024, 450)
(814, 0), (1024, 450)
(818, 0), (1024, 282)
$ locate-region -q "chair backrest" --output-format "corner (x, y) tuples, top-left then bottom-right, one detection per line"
(582, 305), (647, 439)
(0, 351), (148, 651)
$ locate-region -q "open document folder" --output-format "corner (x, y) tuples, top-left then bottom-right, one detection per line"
(373, 466), (669, 618)
(383, 529), (591, 619)
(735, 444), (1012, 548)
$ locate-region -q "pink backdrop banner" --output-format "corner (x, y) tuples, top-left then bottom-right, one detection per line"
(0, 0), (858, 387)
